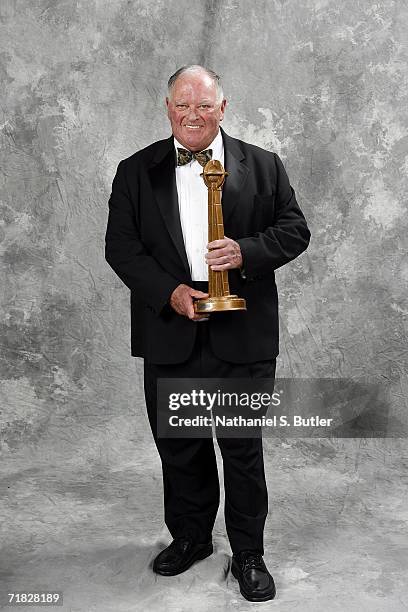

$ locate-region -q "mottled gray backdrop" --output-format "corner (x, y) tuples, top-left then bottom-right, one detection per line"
(1, 1), (407, 610)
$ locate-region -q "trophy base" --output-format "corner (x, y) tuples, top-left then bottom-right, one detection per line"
(194, 295), (247, 313)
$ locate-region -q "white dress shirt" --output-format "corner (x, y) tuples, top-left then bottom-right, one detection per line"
(174, 130), (224, 281)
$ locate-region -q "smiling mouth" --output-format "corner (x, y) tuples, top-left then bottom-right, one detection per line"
(183, 125), (203, 129)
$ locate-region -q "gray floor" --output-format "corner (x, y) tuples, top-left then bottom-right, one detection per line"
(1, 428), (408, 611)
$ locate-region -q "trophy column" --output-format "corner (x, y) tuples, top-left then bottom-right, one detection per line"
(194, 159), (246, 314)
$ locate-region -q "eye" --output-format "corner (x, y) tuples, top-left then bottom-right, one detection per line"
(176, 104), (188, 109)
(199, 104), (211, 109)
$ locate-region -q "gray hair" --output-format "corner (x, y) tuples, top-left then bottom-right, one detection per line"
(167, 65), (224, 105)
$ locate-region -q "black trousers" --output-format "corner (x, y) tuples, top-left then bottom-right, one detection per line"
(143, 289), (276, 555)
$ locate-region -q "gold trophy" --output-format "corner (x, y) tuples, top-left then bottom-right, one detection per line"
(194, 159), (246, 314)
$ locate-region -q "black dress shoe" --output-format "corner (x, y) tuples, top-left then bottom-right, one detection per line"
(152, 536), (213, 576)
(231, 551), (276, 602)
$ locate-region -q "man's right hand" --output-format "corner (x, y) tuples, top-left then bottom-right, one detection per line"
(170, 284), (209, 321)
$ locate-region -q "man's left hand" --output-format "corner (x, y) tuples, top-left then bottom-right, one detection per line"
(205, 236), (243, 271)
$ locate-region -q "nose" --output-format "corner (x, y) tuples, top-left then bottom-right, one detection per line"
(187, 106), (199, 121)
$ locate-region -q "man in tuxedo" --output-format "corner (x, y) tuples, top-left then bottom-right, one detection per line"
(105, 65), (310, 602)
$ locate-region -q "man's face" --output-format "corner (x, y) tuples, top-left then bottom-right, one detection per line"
(166, 72), (226, 152)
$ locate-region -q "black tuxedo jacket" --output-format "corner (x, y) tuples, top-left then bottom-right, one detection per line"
(105, 127), (310, 364)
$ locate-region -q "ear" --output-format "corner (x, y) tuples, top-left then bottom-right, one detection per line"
(219, 98), (227, 120)
(165, 97), (171, 118)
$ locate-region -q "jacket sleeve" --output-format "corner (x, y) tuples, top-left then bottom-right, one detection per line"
(236, 153), (311, 279)
(105, 159), (180, 314)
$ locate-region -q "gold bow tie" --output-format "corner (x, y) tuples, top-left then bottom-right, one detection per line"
(177, 148), (212, 167)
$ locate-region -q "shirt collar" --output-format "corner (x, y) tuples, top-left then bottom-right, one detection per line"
(173, 129), (224, 160)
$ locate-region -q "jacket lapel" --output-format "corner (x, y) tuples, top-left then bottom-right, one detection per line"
(221, 127), (249, 225)
(147, 129), (248, 277)
(148, 138), (191, 278)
